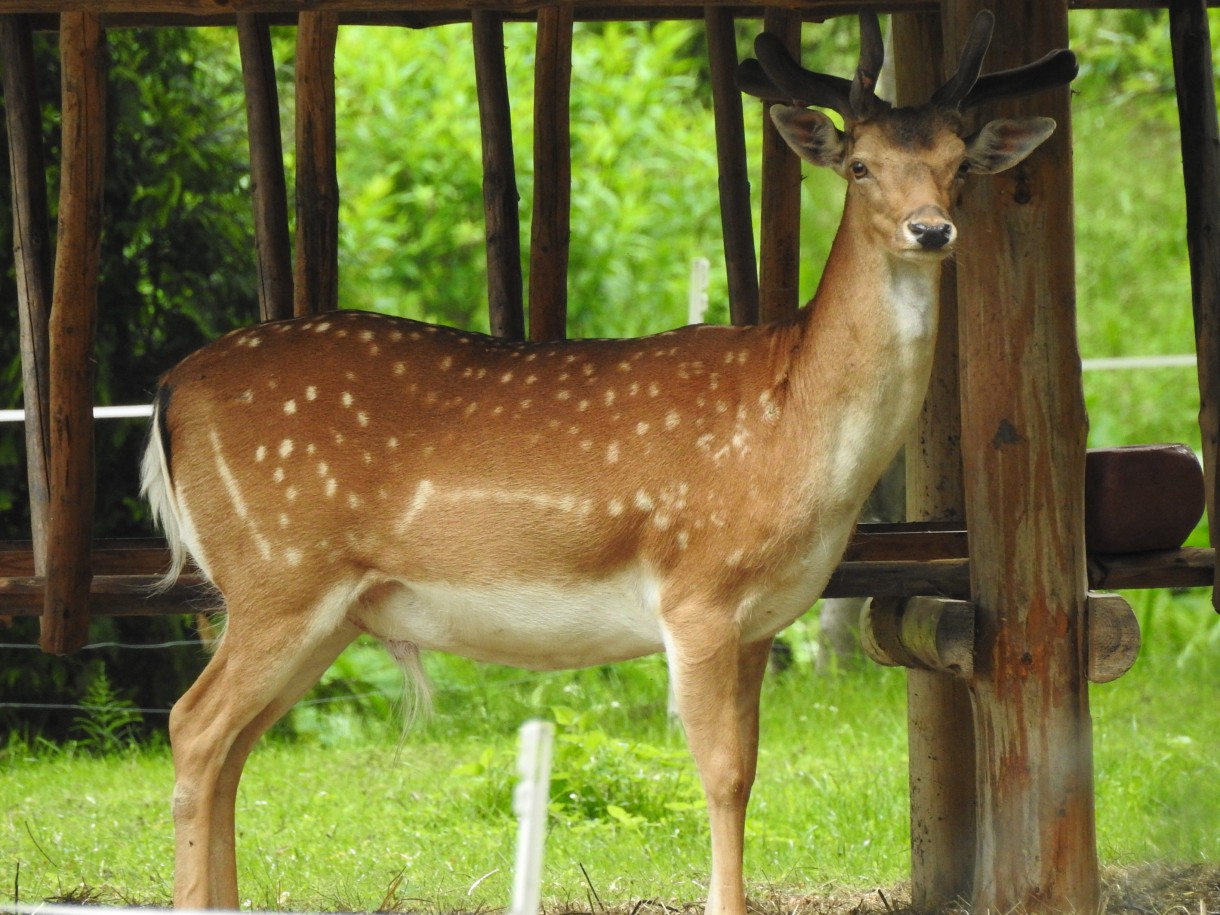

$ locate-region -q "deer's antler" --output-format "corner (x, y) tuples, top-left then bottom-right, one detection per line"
(738, 10), (1077, 118)
(738, 11), (886, 119)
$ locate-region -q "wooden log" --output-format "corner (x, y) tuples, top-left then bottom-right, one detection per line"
(238, 12), (294, 322)
(0, 1), (945, 25)
(890, 10), (977, 908)
(1, 14), (53, 574)
(1, 574), (213, 616)
(1169, 0), (1220, 612)
(862, 596), (973, 676)
(705, 6), (759, 327)
(3, 533), (1211, 600)
(293, 10), (339, 316)
(42, 12), (105, 655)
(1086, 592), (1140, 683)
(757, 6), (801, 323)
(862, 594), (1140, 684)
(528, 3), (573, 342)
(948, 0), (1099, 909)
(822, 558), (971, 600)
(1087, 545), (1215, 590)
(473, 9), (526, 340)
(0, 559), (973, 614)
(1, 539), (172, 577)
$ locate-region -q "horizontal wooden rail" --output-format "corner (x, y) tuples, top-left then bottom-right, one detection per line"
(1, 0), (1204, 30)
(1, 527), (1214, 617)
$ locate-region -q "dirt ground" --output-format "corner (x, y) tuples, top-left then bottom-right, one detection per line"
(591, 864), (1220, 915)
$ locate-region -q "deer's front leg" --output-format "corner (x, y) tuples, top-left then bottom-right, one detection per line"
(666, 611), (773, 915)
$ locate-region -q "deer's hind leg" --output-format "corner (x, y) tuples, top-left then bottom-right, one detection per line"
(169, 584), (359, 909)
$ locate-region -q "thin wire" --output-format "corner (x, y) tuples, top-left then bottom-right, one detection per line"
(0, 641), (202, 652)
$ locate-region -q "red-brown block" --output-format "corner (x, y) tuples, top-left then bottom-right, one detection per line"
(1085, 444), (1204, 553)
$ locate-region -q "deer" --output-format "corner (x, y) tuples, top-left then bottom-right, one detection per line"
(140, 12), (1075, 914)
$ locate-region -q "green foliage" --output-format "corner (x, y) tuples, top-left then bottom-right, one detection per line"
(453, 705), (703, 828)
(71, 670), (143, 755)
(7, 609), (1218, 912)
(0, 27), (256, 540)
(331, 20), (734, 338)
(0, 27), (249, 737)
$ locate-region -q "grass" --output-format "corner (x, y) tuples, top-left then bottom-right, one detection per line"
(4, 597), (1220, 912)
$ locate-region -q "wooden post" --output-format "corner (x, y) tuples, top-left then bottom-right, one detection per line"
(528, 4), (573, 342)
(757, 7), (801, 323)
(947, 0), (1099, 909)
(238, 12), (294, 323)
(891, 11), (976, 907)
(473, 10), (525, 341)
(705, 7), (759, 327)
(294, 11), (339, 317)
(43, 12), (105, 655)
(1168, 0), (1220, 613)
(1, 15), (53, 575)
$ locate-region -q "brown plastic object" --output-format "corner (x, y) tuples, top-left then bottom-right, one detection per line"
(1084, 444), (1205, 554)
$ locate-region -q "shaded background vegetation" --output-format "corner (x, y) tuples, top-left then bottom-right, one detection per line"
(0, 10), (1217, 738)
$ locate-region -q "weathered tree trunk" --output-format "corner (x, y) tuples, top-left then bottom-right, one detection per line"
(891, 11), (976, 907)
(238, 12), (293, 323)
(1168, 0), (1220, 613)
(948, 0), (1099, 909)
(473, 9), (525, 341)
(43, 12), (105, 654)
(1, 15), (53, 574)
(758, 6), (800, 323)
(705, 6), (758, 327)
(529, 3), (573, 342)
(294, 11), (339, 317)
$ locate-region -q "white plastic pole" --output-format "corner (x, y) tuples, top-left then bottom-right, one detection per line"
(688, 256), (710, 325)
(509, 719), (555, 915)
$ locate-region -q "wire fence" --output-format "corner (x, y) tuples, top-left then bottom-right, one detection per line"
(0, 352), (1207, 722)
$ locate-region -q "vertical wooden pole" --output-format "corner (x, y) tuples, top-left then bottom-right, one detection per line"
(1, 15), (53, 574)
(43, 12), (105, 655)
(948, 0), (1099, 910)
(758, 8), (801, 323)
(705, 7), (759, 328)
(529, 4), (573, 342)
(891, 11), (975, 908)
(238, 13), (294, 323)
(294, 12), (339, 318)
(1168, 0), (1220, 613)
(473, 10), (525, 341)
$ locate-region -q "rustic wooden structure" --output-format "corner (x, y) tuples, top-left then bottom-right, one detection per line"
(1, 1), (1218, 913)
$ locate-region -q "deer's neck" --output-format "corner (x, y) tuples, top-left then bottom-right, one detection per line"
(784, 202), (943, 508)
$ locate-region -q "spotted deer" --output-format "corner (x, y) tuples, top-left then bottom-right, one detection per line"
(142, 13), (1074, 914)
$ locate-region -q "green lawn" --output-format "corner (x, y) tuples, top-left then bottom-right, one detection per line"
(4, 594), (1219, 912)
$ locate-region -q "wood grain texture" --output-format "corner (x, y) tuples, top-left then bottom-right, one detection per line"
(1, 15), (53, 573)
(238, 12), (294, 321)
(1169, 0), (1220, 612)
(42, 12), (105, 654)
(528, 3), (573, 341)
(474, 9), (526, 340)
(293, 11), (339, 316)
(948, 0), (1099, 909)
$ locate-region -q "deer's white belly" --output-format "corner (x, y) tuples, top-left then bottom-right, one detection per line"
(350, 567), (665, 670)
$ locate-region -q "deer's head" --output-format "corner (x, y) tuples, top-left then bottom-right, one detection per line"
(739, 12), (1077, 261)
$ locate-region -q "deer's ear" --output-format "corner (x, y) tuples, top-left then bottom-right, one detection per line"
(964, 117), (1056, 174)
(770, 105), (845, 168)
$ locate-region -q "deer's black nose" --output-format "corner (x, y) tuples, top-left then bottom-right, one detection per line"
(911, 222), (954, 250)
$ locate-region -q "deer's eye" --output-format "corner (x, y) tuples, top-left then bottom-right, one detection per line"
(956, 160), (972, 179)
(850, 160), (869, 179)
